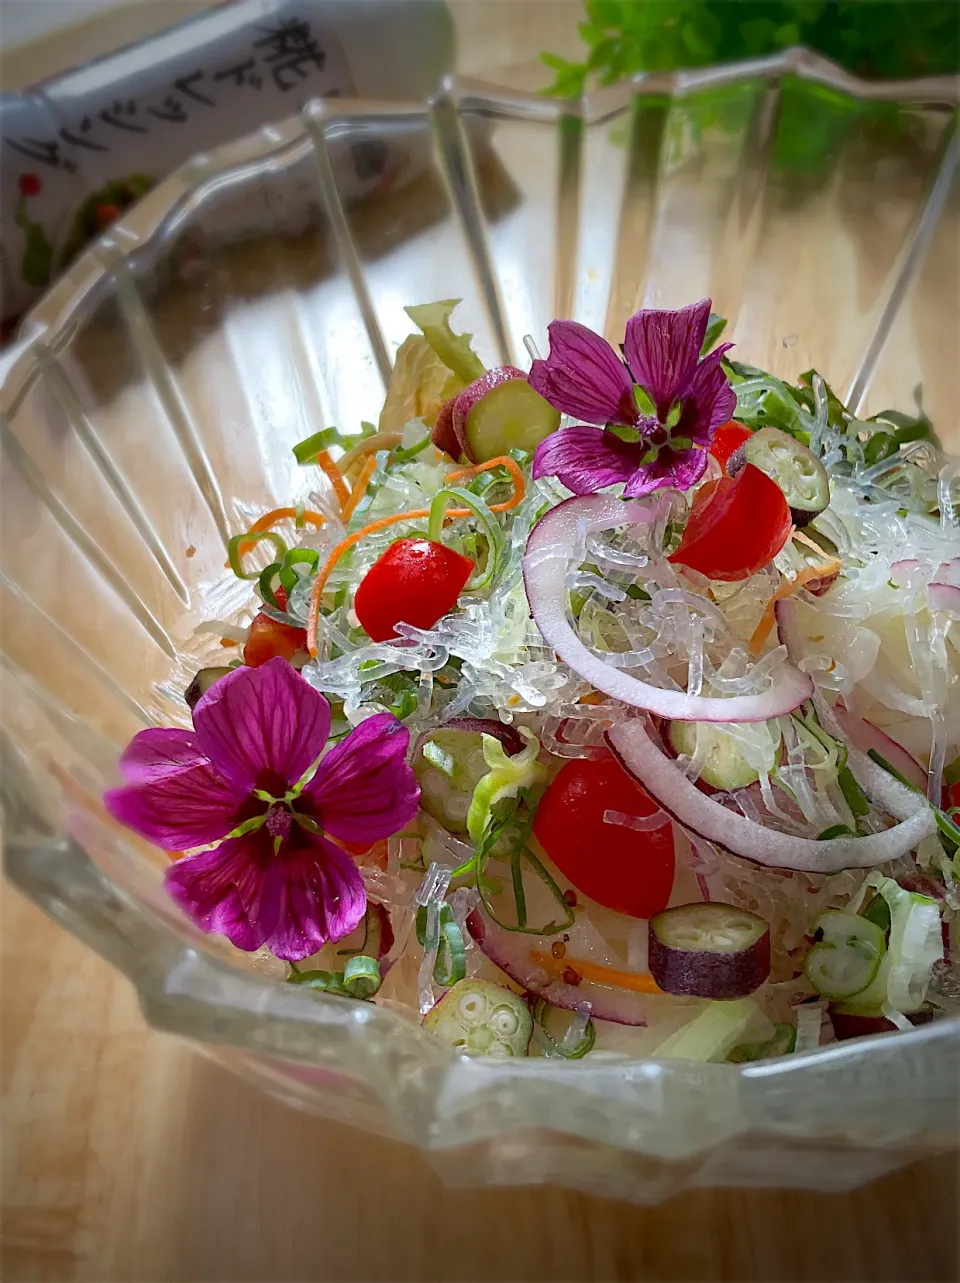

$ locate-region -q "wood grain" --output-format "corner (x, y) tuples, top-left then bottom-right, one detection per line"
(4, 888), (958, 1283)
(3, 4), (960, 1281)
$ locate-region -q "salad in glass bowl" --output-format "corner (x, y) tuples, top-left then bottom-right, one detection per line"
(105, 296), (960, 1065)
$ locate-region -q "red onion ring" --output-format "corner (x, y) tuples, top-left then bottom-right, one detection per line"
(523, 494), (813, 722)
(928, 582), (960, 615)
(606, 718), (936, 874)
(413, 717), (527, 763)
(832, 700), (927, 793)
(465, 908), (649, 1025)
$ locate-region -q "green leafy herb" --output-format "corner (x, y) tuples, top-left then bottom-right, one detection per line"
(541, 3), (959, 98)
(470, 793), (575, 937)
(700, 311), (727, 354)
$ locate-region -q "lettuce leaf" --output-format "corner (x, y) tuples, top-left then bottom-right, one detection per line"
(378, 335), (464, 432)
(404, 299), (486, 385)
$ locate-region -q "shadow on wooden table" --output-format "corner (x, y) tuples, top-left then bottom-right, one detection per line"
(140, 1053), (958, 1283)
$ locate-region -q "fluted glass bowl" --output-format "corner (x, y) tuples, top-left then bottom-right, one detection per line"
(3, 50), (959, 1204)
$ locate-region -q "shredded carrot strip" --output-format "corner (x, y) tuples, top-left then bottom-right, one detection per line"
(531, 950), (664, 995)
(316, 449), (350, 512)
(748, 557), (843, 655)
(219, 637), (238, 648)
(447, 455), (526, 512)
(305, 508), (431, 655)
(306, 456), (526, 656)
(341, 454), (378, 523)
(229, 507), (327, 563)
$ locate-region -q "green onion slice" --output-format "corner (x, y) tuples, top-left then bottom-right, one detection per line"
(533, 999), (596, 1059)
(287, 954), (381, 999)
(279, 547), (320, 592)
(227, 530), (288, 581)
(342, 955), (382, 998)
(391, 433), (433, 466)
(415, 903), (467, 988)
(427, 486), (504, 592)
(257, 561), (284, 610)
(287, 968), (347, 994)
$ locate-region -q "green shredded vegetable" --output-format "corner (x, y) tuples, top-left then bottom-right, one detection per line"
(533, 999), (597, 1059)
(227, 530), (288, 581)
(292, 424), (374, 463)
(415, 902), (467, 987)
(427, 487), (504, 592)
(288, 954), (382, 999)
(404, 299), (485, 385)
(466, 728), (546, 843)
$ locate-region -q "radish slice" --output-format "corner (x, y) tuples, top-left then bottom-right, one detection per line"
(523, 494), (813, 722)
(648, 902), (771, 998)
(607, 717), (937, 873)
(832, 700), (927, 793)
(465, 908), (649, 1025)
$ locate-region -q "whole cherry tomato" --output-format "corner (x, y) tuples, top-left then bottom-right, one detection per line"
(533, 757), (675, 919)
(668, 462), (792, 582)
(243, 586), (309, 668)
(710, 421), (752, 473)
(354, 538), (474, 642)
(96, 203), (121, 226)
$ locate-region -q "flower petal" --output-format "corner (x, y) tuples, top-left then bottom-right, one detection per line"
(623, 446), (709, 497)
(533, 425), (643, 496)
(116, 727), (207, 783)
(303, 712), (419, 844)
(265, 833), (366, 960)
(529, 321), (638, 426)
(105, 728), (246, 850)
(623, 299), (711, 419)
(193, 658), (331, 795)
(676, 343), (737, 445)
(164, 829), (283, 952)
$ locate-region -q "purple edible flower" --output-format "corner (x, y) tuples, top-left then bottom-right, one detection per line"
(529, 299), (736, 496)
(105, 659), (419, 961)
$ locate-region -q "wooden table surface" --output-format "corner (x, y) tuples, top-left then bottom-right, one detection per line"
(3, 4), (960, 1281)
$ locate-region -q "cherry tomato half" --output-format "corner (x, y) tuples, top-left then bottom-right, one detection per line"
(668, 462), (792, 582)
(243, 587), (309, 668)
(710, 421), (752, 473)
(943, 772), (960, 813)
(354, 538), (474, 642)
(533, 757), (675, 919)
